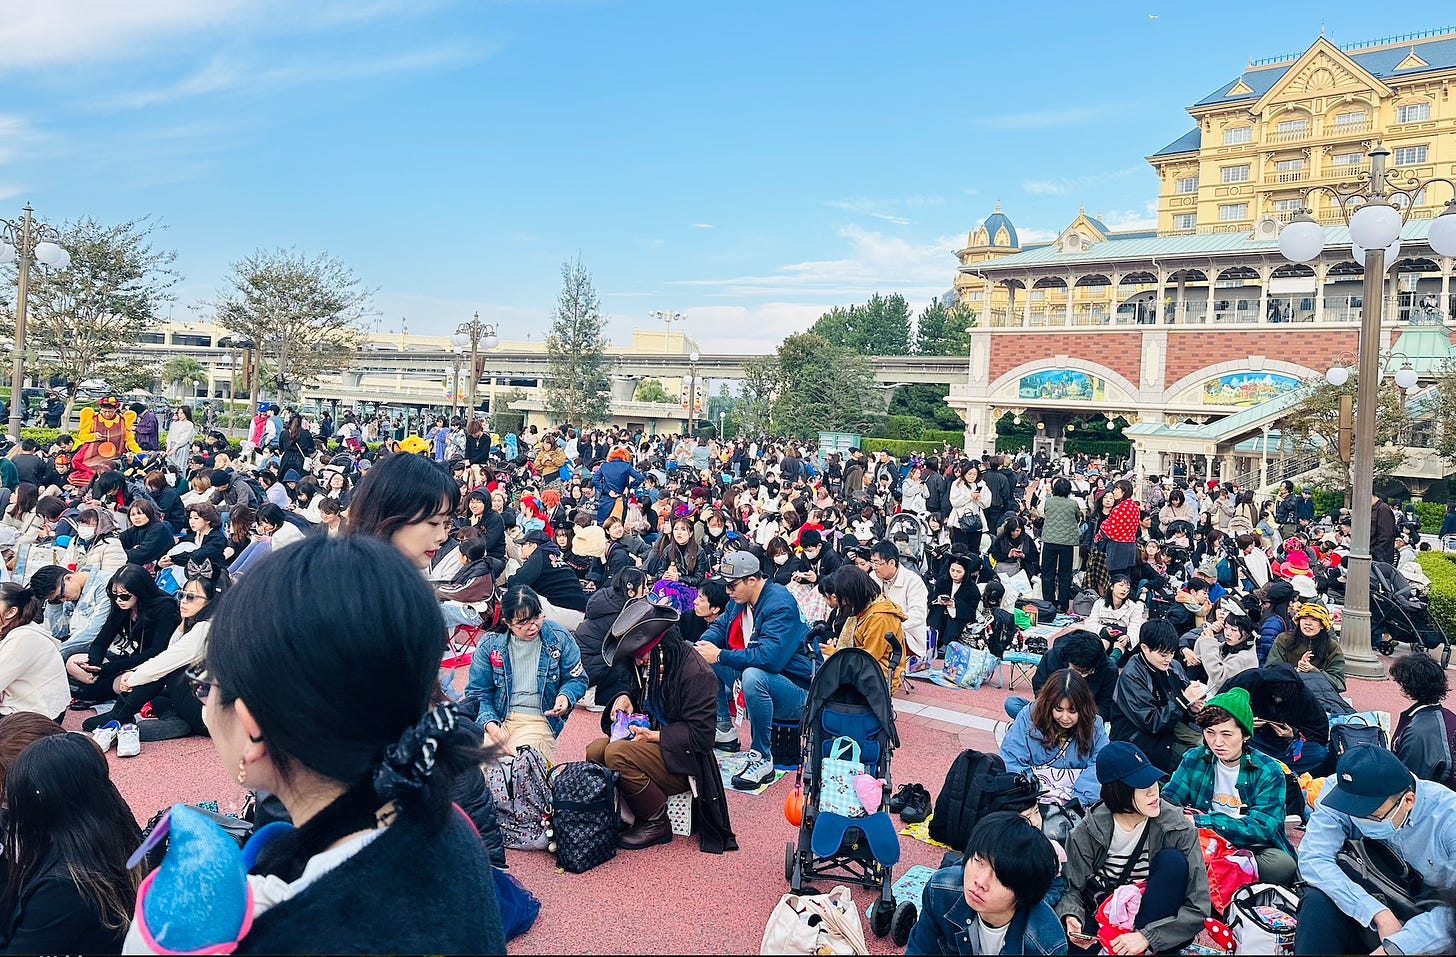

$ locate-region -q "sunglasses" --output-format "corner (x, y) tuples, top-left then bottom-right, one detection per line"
(111, 591), (134, 601)
(179, 591), (207, 603)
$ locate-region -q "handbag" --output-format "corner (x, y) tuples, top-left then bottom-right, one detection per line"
(958, 511), (984, 534)
(1031, 739), (1079, 807)
(943, 641), (994, 690)
(760, 885), (869, 955)
(1227, 882), (1299, 955)
(1335, 836), (1438, 923)
(819, 736), (867, 818)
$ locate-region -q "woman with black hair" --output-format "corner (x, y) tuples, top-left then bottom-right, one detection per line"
(150, 535), (503, 953)
(120, 500), (174, 567)
(1267, 600), (1346, 692)
(81, 562), (227, 740)
(158, 504), (228, 576)
(928, 553), (980, 648)
(645, 517), (711, 588)
(1, 733), (144, 953)
(1390, 653), (1456, 789)
(0, 582), (69, 721)
(66, 564), (180, 707)
(1191, 608), (1259, 692)
(323, 468), (353, 510)
(1083, 573), (1144, 658)
(457, 489), (507, 575)
(763, 535), (805, 585)
(1254, 579), (1296, 665)
(1055, 741), (1209, 955)
(990, 514), (1041, 581)
(345, 452), (460, 570)
(822, 565), (908, 693)
(277, 414), (314, 479)
(464, 585), (586, 763)
(3, 482), (39, 535)
(947, 462), (990, 555)
(1110, 619), (1206, 773)
(592, 600), (736, 853)
(574, 567), (651, 692)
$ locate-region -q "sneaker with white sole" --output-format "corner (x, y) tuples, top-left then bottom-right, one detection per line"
(116, 724), (141, 757)
(714, 722), (741, 754)
(91, 720), (122, 753)
(730, 750), (775, 790)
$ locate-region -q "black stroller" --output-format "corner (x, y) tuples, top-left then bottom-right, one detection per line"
(1371, 561), (1452, 667)
(785, 641), (909, 941)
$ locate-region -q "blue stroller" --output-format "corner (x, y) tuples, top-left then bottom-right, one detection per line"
(785, 640), (910, 941)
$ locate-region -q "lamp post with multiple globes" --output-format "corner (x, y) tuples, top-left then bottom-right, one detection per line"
(0, 205), (71, 442)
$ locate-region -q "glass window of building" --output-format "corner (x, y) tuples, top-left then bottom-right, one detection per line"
(1173, 214), (1197, 230)
(1396, 103), (1430, 124)
(1219, 203), (1249, 222)
(1223, 127), (1252, 145)
(1175, 176), (1199, 194)
(1221, 165), (1251, 183)
(1393, 145), (1428, 165)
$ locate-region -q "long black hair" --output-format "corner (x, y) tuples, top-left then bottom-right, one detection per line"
(206, 536), (480, 879)
(640, 624), (689, 716)
(345, 453), (460, 541)
(104, 564), (176, 636)
(1, 734), (143, 934)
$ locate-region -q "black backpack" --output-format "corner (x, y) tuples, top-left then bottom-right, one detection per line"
(241, 478), (266, 509)
(1330, 716), (1389, 763)
(928, 749), (1005, 852)
(548, 762), (619, 873)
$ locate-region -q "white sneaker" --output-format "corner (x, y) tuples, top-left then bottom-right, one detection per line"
(730, 750), (775, 790)
(116, 724), (140, 758)
(91, 720), (122, 752)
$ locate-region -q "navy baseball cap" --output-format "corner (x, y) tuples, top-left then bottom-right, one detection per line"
(1321, 746), (1415, 818)
(1096, 741), (1165, 789)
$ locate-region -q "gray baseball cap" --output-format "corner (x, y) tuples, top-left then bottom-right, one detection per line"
(717, 550), (762, 582)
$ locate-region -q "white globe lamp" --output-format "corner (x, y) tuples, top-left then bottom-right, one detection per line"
(1348, 202), (1402, 250)
(1352, 239), (1401, 264)
(1429, 203), (1456, 257)
(1394, 363), (1419, 390)
(1277, 213), (1326, 263)
(33, 241), (69, 269)
(1326, 365), (1351, 387)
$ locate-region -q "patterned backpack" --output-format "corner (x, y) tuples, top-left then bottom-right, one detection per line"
(486, 746), (554, 851)
(549, 762), (620, 873)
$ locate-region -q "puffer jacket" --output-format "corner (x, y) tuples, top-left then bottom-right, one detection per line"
(573, 586), (630, 687)
(831, 596), (907, 693)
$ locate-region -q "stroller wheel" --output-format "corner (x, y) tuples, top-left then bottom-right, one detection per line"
(891, 902), (918, 947)
(1375, 635), (1398, 657)
(785, 841), (795, 884)
(870, 899), (894, 938)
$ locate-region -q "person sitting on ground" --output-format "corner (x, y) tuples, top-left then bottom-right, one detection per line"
(1254, 579), (1296, 665)
(868, 540), (929, 659)
(1110, 619), (1206, 773)
(1056, 741), (1210, 956)
(1224, 662), (1331, 776)
(0, 582), (69, 721)
(463, 585), (586, 764)
(66, 564), (180, 708)
(573, 567), (650, 693)
(644, 516), (712, 589)
(73, 508), (127, 572)
(1266, 600), (1346, 693)
(1006, 630), (1116, 722)
(2, 733), (144, 953)
(509, 529), (588, 628)
(929, 553), (981, 649)
(1161, 576), (1211, 635)
(990, 514), (1042, 582)
(1191, 609), (1259, 693)
(821, 566), (907, 693)
(81, 560), (226, 741)
(906, 811), (1065, 956)
(1293, 746), (1456, 956)
(693, 550), (813, 789)
(1162, 688), (1298, 885)
(120, 500), (175, 568)
(685, 577), (729, 645)
(158, 504), (228, 575)
(344, 451), (459, 572)
(590, 600), (737, 854)
(147, 534), (505, 952)
(1389, 653), (1456, 790)
(1000, 669), (1109, 840)
(1082, 572), (1144, 659)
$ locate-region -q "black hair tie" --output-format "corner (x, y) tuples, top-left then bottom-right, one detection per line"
(373, 703), (459, 802)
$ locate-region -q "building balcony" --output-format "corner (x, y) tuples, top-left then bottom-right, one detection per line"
(1331, 119), (1372, 135)
(1275, 170), (1307, 183)
(1272, 129), (1311, 143)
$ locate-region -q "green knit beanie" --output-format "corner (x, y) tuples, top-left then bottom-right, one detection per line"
(1203, 687), (1254, 736)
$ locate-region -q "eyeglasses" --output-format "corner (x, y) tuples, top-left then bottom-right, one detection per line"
(509, 613), (544, 630)
(1362, 792), (1411, 823)
(187, 676), (214, 702)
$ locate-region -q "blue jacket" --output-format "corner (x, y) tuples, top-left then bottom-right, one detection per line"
(594, 458), (645, 497)
(701, 581), (813, 686)
(999, 707), (1108, 808)
(464, 620), (588, 737)
(906, 864), (1068, 955)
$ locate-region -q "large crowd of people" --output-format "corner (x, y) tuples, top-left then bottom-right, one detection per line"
(0, 399), (1450, 954)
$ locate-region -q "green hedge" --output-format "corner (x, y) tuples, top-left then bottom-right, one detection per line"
(1417, 552), (1456, 639)
(1407, 501), (1446, 533)
(881, 416), (925, 440)
(995, 436), (1032, 452)
(860, 437), (960, 460)
(20, 428), (62, 446)
(923, 429), (966, 446)
(1312, 489), (1345, 518)
(1062, 438), (1131, 457)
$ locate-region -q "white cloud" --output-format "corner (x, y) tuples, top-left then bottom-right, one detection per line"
(690, 223), (714, 229)
(0, 1), (254, 72)
(1022, 165), (1144, 197)
(1102, 200), (1161, 232)
(104, 44), (486, 110)
(1017, 227), (1061, 244)
(825, 198), (910, 226)
(671, 225), (959, 300)
(639, 303), (830, 353)
(370, 291), (548, 340)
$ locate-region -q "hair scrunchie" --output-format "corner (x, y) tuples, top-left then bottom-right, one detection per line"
(373, 702), (459, 803)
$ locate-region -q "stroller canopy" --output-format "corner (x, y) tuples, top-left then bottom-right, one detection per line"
(804, 646), (900, 750)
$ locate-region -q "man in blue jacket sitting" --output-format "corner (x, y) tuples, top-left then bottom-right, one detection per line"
(694, 550), (813, 789)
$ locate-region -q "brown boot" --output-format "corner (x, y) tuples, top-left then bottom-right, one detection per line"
(618, 782), (672, 850)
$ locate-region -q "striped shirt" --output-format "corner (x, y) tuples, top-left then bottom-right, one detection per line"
(1099, 819), (1150, 888)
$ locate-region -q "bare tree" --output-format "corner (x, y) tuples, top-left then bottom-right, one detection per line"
(208, 249), (371, 402)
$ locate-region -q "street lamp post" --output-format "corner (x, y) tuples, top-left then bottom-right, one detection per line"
(1278, 143), (1456, 678)
(719, 410), (726, 439)
(650, 310), (685, 347)
(0, 205), (70, 442)
(686, 351), (700, 435)
(451, 312), (500, 418)
(218, 335), (254, 440)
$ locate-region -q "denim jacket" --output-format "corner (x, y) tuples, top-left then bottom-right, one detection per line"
(464, 620), (587, 736)
(905, 864), (1068, 956)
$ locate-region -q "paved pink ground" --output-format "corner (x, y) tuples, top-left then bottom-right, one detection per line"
(85, 658), (1421, 955)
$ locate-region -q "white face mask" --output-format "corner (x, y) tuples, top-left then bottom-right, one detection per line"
(77, 527), (96, 542)
(773, 554), (789, 565)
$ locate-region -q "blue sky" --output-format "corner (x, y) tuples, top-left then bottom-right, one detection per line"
(0, 0), (1421, 352)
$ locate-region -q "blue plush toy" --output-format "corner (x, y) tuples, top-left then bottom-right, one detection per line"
(130, 805), (289, 954)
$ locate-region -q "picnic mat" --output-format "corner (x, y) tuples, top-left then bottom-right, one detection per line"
(864, 865), (938, 920)
(716, 750), (787, 796)
(899, 816), (951, 849)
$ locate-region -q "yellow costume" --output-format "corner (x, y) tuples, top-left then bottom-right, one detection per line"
(71, 401), (141, 487)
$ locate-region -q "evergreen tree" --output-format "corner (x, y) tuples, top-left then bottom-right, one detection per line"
(544, 257), (611, 427)
(807, 293), (912, 355)
(914, 297), (977, 355)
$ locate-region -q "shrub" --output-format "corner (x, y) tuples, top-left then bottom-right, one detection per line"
(860, 437), (961, 460)
(1408, 501), (1445, 534)
(20, 428), (62, 447)
(995, 435), (1032, 453)
(1312, 489), (1345, 518)
(1062, 438), (1131, 457)
(923, 429), (966, 446)
(1416, 551), (1456, 639)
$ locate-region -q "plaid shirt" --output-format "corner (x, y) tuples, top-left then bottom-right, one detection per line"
(1163, 744), (1294, 853)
